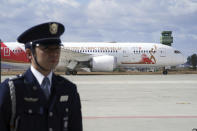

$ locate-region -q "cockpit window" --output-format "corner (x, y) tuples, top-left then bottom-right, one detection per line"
(174, 50), (181, 54)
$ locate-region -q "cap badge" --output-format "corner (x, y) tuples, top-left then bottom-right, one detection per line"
(49, 23), (58, 34)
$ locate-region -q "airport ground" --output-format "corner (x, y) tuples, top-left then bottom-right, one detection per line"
(1, 69), (197, 75)
(1, 74), (197, 131)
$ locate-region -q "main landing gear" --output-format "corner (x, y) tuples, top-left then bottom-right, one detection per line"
(162, 68), (168, 75)
(65, 70), (77, 75)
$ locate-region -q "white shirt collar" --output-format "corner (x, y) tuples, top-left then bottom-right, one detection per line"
(30, 65), (52, 86)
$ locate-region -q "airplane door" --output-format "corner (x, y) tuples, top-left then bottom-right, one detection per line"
(4, 47), (10, 56)
(123, 48), (129, 57)
(159, 48), (166, 57)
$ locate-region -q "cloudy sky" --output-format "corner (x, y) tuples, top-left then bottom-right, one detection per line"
(0, 0), (197, 57)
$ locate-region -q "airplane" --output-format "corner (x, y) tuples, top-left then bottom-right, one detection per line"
(0, 41), (187, 75)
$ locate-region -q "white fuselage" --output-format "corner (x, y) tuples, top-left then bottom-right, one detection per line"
(1, 42), (186, 71)
(61, 42), (186, 68)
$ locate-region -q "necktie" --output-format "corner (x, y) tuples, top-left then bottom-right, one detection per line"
(41, 77), (50, 99)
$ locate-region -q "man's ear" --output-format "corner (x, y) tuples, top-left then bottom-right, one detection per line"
(25, 49), (32, 61)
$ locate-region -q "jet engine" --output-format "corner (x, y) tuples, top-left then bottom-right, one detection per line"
(90, 55), (117, 72)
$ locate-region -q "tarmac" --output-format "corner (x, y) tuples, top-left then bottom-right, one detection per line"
(1, 74), (197, 131)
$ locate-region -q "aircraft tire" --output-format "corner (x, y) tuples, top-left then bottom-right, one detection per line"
(72, 71), (77, 75)
(65, 70), (77, 75)
(65, 70), (71, 75)
(163, 70), (168, 75)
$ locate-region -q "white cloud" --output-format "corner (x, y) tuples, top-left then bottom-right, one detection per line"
(86, 0), (197, 32)
(0, 0), (196, 56)
(87, 0), (121, 24)
(168, 0), (197, 16)
(40, 0), (80, 8)
(0, 0), (27, 18)
(58, 0), (80, 8)
(3, 0), (26, 4)
(87, 0), (165, 28)
(0, 7), (23, 18)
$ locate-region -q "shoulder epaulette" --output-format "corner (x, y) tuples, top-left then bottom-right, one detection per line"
(9, 74), (24, 81)
(8, 74), (24, 131)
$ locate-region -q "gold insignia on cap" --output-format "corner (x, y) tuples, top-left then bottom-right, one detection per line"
(49, 23), (58, 34)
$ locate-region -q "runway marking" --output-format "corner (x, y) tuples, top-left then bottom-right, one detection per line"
(83, 115), (197, 119)
(75, 81), (197, 85)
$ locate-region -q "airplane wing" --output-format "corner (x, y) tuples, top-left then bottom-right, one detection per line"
(60, 47), (94, 62)
(59, 47), (103, 71)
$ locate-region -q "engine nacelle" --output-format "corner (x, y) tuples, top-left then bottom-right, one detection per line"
(91, 56), (117, 72)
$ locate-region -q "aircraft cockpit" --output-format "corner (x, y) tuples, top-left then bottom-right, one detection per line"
(174, 50), (181, 54)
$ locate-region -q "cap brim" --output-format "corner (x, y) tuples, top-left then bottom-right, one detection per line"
(34, 38), (62, 46)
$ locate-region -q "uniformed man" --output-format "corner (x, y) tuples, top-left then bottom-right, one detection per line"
(0, 22), (83, 131)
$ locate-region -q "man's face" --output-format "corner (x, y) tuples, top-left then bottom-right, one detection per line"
(33, 45), (61, 71)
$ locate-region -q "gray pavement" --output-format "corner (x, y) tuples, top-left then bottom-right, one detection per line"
(1, 74), (197, 131)
(67, 74), (197, 131)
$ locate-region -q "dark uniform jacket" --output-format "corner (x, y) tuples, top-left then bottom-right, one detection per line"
(0, 68), (83, 131)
